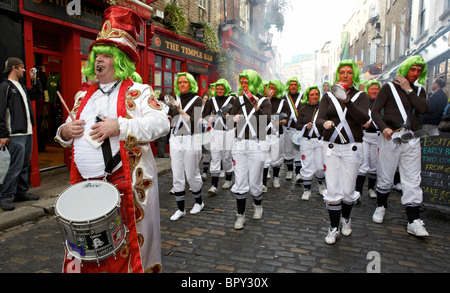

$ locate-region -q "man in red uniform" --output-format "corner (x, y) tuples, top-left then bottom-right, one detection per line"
(55, 6), (170, 272)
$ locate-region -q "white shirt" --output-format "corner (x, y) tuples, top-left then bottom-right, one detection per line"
(73, 81), (122, 179)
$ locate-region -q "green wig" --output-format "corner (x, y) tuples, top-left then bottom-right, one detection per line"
(284, 77), (301, 93)
(209, 82), (216, 96)
(334, 59), (361, 85)
(82, 45), (136, 81)
(132, 72), (143, 83)
(269, 79), (285, 99)
(174, 72), (198, 96)
(358, 79), (368, 88)
(397, 55), (427, 85)
(214, 78), (232, 96)
(364, 80), (382, 94)
(301, 86), (321, 104)
(322, 81), (331, 92)
(238, 69), (263, 95)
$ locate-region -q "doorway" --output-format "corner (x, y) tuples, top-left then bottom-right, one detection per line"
(34, 53), (65, 170)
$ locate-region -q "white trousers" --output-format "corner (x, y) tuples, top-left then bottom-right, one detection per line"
(170, 134), (203, 194)
(300, 137), (324, 180)
(359, 131), (379, 175)
(231, 139), (264, 198)
(209, 129), (234, 174)
(283, 127), (301, 162)
(322, 141), (363, 203)
(376, 132), (423, 206)
(261, 133), (285, 169)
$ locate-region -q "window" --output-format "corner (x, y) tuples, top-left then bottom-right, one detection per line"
(419, 0), (428, 36)
(239, 0), (250, 31)
(384, 31), (389, 64)
(391, 23), (396, 62)
(80, 37), (95, 82)
(154, 55), (183, 95)
(370, 40), (377, 64)
(198, 0), (207, 22)
(399, 9), (407, 56)
(369, 0), (380, 19)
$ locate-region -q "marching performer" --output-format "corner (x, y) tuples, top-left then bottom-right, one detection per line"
(55, 6), (170, 272)
(200, 91), (210, 180)
(202, 78), (235, 194)
(322, 81), (331, 94)
(370, 56), (430, 237)
(262, 79), (290, 191)
(316, 59), (369, 244)
(283, 77), (303, 181)
(354, 80), (382, 200)
(294, 86), (326, 200)
(209, 82), (216, 97)
(168, 72), (204, 221)
(230, 69), (271, 229)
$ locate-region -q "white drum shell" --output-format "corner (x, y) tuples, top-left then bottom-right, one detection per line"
(54, 180), (127, 262)
(291, 131), (302, 145)
(331, 84), (349, 101)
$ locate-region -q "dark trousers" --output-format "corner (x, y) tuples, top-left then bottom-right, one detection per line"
(157, 134), (168, 157)
(0, 135), (32, 201)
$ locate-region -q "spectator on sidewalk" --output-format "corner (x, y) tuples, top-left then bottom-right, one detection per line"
(421, 78), (447, 131)
(0, 57), (42, 211)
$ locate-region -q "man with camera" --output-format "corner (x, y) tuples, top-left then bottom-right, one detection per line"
(0, 57), (42, 211)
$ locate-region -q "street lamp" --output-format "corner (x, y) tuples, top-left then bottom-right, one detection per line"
(372, 34), (382, 46)
(372, 34), (390, 49)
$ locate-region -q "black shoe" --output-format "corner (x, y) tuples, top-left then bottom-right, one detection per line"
(0, 199), (15, 211)
(157, 154), (169, 158)
(14, 192), (40, 202)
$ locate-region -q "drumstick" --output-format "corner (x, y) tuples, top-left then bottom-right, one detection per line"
(57, 91), (75, 121)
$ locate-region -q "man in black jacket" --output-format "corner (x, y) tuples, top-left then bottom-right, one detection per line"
(421, 78), (448, 130)
(0, 57), (42, 211)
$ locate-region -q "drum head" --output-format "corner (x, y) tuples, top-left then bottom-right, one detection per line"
(202, 131), (211, 145)
(291, 131), (302, 145)
(331, 84), (348, 101)
(55, 181), (120, 222)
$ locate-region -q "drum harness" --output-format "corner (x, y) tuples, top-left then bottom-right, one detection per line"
(266, 99), (286, 137)
(211, 96), (233, 130)
(171, 95), (199, 136)
(327, 91), (362, 144)
(384, 83), (437, 145)
(285, 93), (302, 129)
(237, 95), (267, 140)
